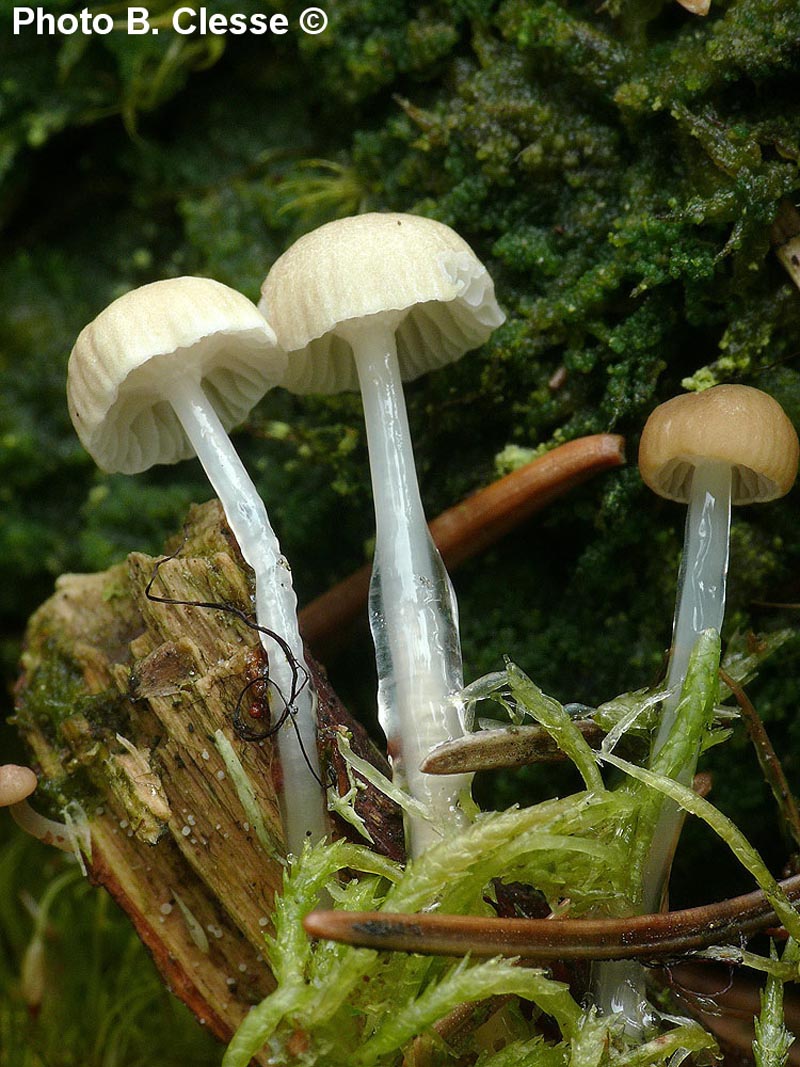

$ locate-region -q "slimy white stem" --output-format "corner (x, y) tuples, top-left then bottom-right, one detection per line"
(344, 317), (471, 856)
(642, 459), (731, 911)
(590, 961), (656, 1037)
(165, 376), (327, 855)
(656, 461), (732, 749)
(592, 461), (731, 1033)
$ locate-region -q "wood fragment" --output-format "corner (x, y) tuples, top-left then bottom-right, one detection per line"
(15, 500), (400, 1054)
(772, 199), (800, 290)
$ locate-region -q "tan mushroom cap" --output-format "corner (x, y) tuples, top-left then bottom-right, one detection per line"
(0, 764), (37, 806)
(260, 212), (505, 394)
(67, 277), (286, 474)
(639, 385), (799, 504)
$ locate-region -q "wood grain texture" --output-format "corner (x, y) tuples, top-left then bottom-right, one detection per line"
(16, 500), (401, 1059)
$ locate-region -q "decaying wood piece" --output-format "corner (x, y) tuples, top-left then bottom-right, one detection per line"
(772, 199), (800, 290)
(315, 668), (405, 863)
(14, 500), (402, 1057)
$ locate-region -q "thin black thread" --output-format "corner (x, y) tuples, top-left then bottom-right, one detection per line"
(144, 531), (325, 786)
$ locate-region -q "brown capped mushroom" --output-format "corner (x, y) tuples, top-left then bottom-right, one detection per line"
(638, 384), (798, 908)
(261, 213), (504, 854)
(639, 385), (798, 506)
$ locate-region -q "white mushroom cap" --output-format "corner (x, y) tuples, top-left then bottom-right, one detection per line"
(260, 213), (505, 394)
(0, 764), (37, 806)
(639, 384), (799, 504)
(68, 277), (286, 474)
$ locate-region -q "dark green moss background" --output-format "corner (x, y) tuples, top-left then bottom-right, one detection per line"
(1, 0), (800, 1058)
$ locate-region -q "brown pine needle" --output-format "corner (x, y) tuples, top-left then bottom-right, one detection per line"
(720, 667), (800, 853)
(420, 721), (606, 774)
(303, 873), (800, 960)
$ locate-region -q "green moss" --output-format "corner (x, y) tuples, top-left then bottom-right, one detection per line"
(16, 638), (128, 751)
(15, 641), (88, 738)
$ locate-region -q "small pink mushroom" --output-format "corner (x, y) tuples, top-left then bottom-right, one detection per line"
(0, 764), (73, 853)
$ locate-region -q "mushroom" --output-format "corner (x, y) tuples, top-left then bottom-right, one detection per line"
(67, 276), (328, 854)
(0, 764), (73, 852)
(261, 213), (505, 854)
(638, 384), (799, 907)
(675, 0), (710, 15)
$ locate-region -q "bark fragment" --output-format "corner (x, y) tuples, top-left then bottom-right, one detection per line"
(15, 500), (402, 1057)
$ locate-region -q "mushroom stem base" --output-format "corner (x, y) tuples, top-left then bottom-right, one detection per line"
(347, 319), (471, 855)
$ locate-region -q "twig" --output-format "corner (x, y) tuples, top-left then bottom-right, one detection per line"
(303, 873), (800, 960)
(719, 667), (800, 853)
(404, 997), (511, 1067)
(299, 434), (625, 657)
